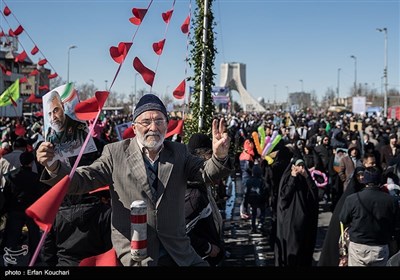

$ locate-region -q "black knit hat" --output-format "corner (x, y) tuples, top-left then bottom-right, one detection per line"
(187, 133), (212, 154)
(133, 94), (168, 121)
(362, 167), (381, 185)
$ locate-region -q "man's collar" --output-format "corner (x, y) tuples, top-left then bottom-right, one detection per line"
(136, 138), (164, 163)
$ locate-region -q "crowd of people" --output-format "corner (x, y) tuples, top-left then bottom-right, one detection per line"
(0, 95), (399, 267)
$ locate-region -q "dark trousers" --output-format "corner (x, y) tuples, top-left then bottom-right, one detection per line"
(250, 205), (265, 230)
(4, 211), (41, 262)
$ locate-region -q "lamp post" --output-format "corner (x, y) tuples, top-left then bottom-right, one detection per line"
(67, 45), (77, 83)
(299, 79), (304, 92)
(376, 27), (388, 117)
(350, 55), (357, 95)
(105, 80), (108, 91)
(165, 85), (170, 100)
(129, 87), (134, 109)
(336, 68), (341, 102)
(89, 79), (95, 96)
(134, 73), (139, 104)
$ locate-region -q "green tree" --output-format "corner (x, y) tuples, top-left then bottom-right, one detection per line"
(184, 0), (217, 141)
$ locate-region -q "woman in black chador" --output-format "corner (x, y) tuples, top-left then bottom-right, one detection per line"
(274, 158), (319, 267)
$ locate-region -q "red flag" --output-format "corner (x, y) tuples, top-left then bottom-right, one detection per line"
(38, 58), (48, 66)
(26, 93), (42, 104)
(31, 45), (39, 55)
(173, 80), (186, 99)
(133, 57), (155, 87)
(109, 42), (132, 64)
(19, 76), (28, 83)
(152, 39), (165, 55)
(75, 91), (109, 121)
(15, 51), (27, 63)
(181, 15), (190, 34)
(48, 73), (58, 79)
(39, 85), (49, 91)
(29, 69), (39, 76)
(122, 127), (135, 139)
(162, 10), (173, 23)
(8, 28), (15, 37)
(12, 25), (24, 36)
(129, 8), (148, 25)
(34, 111), (43, 117)
(79, 248), (119, 266)
(0, 31), (4, 37)
(166, 119), (184, 138)
(26, 175), (71, 231)
(15, 123), (26, 136)
(3, 6), (11, 16)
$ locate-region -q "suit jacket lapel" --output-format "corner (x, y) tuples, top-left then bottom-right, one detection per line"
(156, 147), (173, 208)
(126, 138), (154, 203)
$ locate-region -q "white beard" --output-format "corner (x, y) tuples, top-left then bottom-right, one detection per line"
(137, 131), (165, 151)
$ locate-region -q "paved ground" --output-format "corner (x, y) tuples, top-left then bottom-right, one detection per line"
(220, 174), (332, 267)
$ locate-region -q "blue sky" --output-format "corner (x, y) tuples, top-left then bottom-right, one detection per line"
(2, 0), (399, 105)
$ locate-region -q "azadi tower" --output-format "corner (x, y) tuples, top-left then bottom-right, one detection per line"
(220, 63), (266, 112)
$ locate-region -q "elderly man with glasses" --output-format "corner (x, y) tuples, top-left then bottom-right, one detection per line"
(36, 94), (233, 266)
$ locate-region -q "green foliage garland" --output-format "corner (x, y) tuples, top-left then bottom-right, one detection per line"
(184, 0), (217, 142)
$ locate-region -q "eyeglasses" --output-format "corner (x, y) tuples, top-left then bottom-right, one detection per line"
(134, 119), (167, 127)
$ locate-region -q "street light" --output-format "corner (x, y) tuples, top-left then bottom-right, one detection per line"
(105, 80), (108, 91)
(134, 73), (139, 104)
(376, 27), (388, 117)
(350, 55), (357, 95)
(336, 68), (341, 102)
(299, 79), (304, 92)
(89, 79), (95, 95)
(165, 85), (170, 99)
(67, 45), (77, 83)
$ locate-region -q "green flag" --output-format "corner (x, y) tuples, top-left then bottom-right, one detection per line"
(0, 79), (20, 107)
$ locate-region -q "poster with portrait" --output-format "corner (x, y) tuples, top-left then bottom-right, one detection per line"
(333, 148), (347, 173)
(350, 121), (363, 132)
(43, 83), (97, 165)
(115, 122), (131, 141)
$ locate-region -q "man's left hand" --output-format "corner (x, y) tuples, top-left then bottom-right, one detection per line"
(212, 118), (230, 160)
